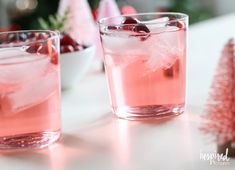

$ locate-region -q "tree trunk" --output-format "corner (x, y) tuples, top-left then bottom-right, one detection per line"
(217, 141), (235, 157)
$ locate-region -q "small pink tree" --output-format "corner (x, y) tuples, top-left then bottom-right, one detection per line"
(201, 39), (235, 145)
(95, 0), (121, 60)
(58, 0), (96, 44)
(97, 0), (121, 20)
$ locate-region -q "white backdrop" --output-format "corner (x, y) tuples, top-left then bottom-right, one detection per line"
(123, 0), (235, 16)
(122, 0), (170, 12)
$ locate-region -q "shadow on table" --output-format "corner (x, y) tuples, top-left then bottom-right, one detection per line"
(0, 112), (191, 170)
(0, 113), (116, 169)
(0, 134), (105, 170)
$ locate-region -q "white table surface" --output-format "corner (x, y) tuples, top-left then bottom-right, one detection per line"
(1, 13), (235, 170)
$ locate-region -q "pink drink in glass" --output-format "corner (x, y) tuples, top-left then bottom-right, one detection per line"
(99, 13), (188, 120)
(0, 31), (61, 149)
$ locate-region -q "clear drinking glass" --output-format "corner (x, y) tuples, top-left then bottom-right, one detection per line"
(99, 13), (188, 120)
(0, 30), (61, 149)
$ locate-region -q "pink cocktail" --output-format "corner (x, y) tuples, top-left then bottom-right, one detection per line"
(99, 13), (188, 120)
(0, 31), (61, 149)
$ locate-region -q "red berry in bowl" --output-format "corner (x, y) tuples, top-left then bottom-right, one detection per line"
(61, 45), (74, 53)
(61, 34), (74, 45)
(61, 34), (80, 49)
(74, 44), (85, 51)
(60, 33), (86, 53)
(60, 33), (78, 47)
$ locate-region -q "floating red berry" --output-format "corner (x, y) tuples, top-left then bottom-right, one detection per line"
(132, 23), (150, 41)
(36, 33), (46, 41)
(122, 16), (139, 31)
(168, 17), (184, 29)
(26, 43), (41, 53)
(28, 32), (36, 39)
(37, 44), (49, 54)
(37, 44), (58, 65)
(26, 42), (58, 65)
(176, 21), (184, 29)
(107, 26), (118, 30)
(133, 23), (150, 33)
(7, 33), (18, 43)
(122, 17), (138, 25)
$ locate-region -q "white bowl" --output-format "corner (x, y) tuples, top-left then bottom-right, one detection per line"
(60, 45), (96, 89)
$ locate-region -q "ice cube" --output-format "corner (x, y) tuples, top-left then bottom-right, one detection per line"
(102, 24), (185, 69)
(103, 32), (134, 50)
(102, 34), (148, 67)
(0, 67), (58, 115)
(0, 48), (23, 59)
(0, 48), (50, 85)
(141, 17), (169, 28)
(144, 26), (185, 70)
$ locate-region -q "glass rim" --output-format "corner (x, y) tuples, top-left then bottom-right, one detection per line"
(0, 30), (60, 48)
(98, 12), (188, 26)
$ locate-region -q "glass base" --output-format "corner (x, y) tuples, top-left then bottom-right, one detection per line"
(0, 130), (60, 151)
(113, 104), (184, 120)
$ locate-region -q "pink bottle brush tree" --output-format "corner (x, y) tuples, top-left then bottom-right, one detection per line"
(95, 0), (121, 66)
(58, 0), (96, 44)
(201, 39), (235, 157)
(97, 0), (121, 21)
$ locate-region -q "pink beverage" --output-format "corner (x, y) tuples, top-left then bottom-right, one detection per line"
(99, 13), (188, 120)
(0, 31), (61, 149)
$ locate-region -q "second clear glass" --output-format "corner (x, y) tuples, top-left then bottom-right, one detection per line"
(99, 12), (188, 120)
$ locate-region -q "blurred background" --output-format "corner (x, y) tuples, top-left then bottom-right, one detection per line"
(0, 0), (235, 31)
